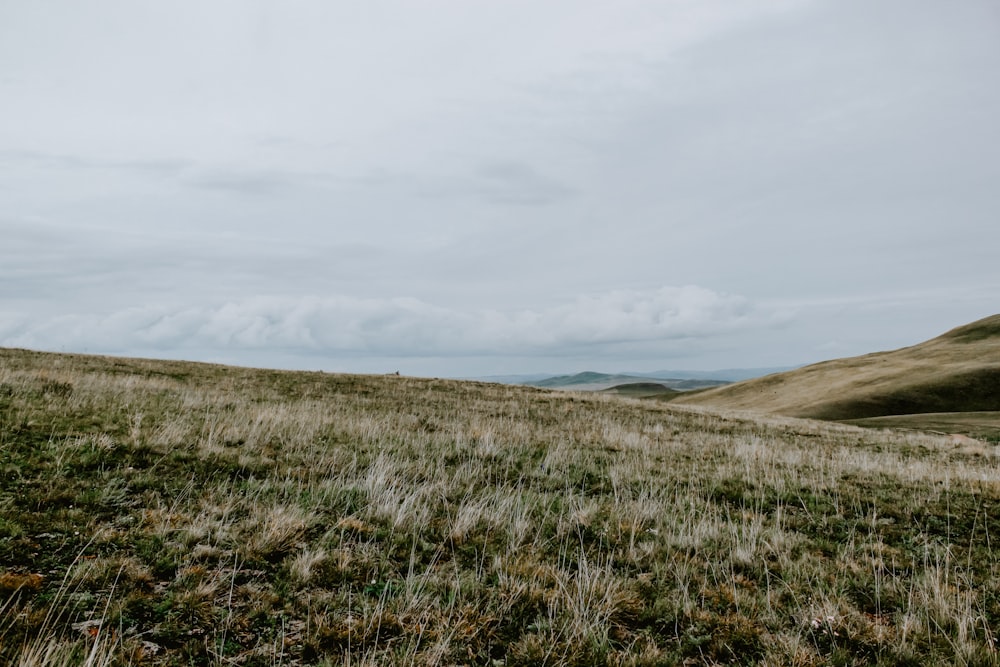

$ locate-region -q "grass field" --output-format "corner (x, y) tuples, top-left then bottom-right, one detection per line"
(1, 347), (999, 666)
(841, 412), (1000, 442)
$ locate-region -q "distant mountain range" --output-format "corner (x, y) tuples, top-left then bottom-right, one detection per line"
(470, 366), (795, 390)
(526, 372), (728, 392)
(629, 367), (799, 382)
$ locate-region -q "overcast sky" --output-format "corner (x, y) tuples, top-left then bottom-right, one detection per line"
(2, 0), (998, 377)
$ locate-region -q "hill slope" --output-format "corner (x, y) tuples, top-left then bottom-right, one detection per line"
(672, 314), (1000, 421)
(1, 347), (999, 664)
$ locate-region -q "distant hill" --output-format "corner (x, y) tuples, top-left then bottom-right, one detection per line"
(600, 382), (681, 400)
(673, 315), (1000, 423)
(527, 371), (727, 392)
(473, 367), (792, 387)
(641, 367), (799, 382)
(465, 373), (554, 384)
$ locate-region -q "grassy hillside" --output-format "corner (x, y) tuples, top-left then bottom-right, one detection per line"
(673, 315), (1000, 427)
(1, 347), (999, 665)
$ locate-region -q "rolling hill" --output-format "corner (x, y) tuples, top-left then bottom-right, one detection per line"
(599, 381), (681, 400)
(527, 371), (726, 392)
(672, 314), (1000, 427)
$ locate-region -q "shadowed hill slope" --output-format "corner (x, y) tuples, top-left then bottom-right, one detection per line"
(672, 314), (1000, 421)
(600, 382), (680, 400)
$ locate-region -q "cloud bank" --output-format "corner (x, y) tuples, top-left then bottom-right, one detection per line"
(0, 286), (777, 363)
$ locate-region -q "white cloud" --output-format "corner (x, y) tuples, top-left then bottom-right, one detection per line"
(0, 286), (780, 363)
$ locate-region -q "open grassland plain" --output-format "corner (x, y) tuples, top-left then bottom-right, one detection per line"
(1, 348), (999, 666)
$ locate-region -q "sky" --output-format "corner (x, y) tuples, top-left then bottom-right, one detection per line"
(2, 0), (998, 378)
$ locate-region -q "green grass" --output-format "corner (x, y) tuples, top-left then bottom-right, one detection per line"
(1, 347), (999, 666)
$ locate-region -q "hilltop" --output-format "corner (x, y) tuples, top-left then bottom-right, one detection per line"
(673, 315), (1000, 435)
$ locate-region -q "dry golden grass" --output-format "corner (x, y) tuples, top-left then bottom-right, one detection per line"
(673, 314), (1000, 426)
(843, 412), (1000, 442)
(0, 347), (998, 665)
